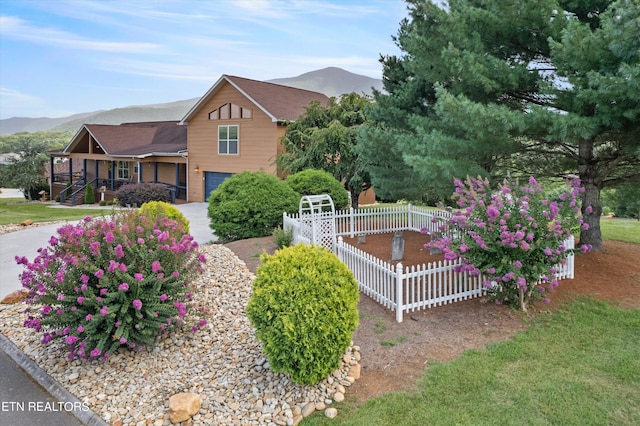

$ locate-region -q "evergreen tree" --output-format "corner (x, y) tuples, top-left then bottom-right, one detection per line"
(360, 0), (639, 251)
(277, 93), (373, 208)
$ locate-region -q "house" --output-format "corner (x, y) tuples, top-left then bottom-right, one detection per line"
(180, 74), (333, 202)
(50, 74), (375, 205)
(49, 121), (187, 203)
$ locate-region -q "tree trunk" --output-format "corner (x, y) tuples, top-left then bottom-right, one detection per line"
(347, 184), (360, 209)
(578, 138), (603, 251)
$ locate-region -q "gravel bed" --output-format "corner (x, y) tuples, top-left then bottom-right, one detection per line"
(0, 221), (68, 235)
(0, 244), (360, 425)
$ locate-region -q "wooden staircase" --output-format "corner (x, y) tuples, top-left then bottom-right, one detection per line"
(61, 188), (86, 206)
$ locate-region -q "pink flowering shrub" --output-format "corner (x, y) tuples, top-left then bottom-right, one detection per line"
(16, 210), (207, 361)
(427, 176), (592, 311)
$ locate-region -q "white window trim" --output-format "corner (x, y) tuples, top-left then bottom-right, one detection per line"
(117, 161), (130, 180)
(218, 125), (239, 155)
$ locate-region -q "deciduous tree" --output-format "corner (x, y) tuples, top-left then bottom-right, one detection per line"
(0, 138), (50, 200)
(277, 93), (373, 208)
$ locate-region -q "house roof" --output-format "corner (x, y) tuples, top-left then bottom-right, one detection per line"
(63, 121), (186, 158)
(180, 75), (329, 124)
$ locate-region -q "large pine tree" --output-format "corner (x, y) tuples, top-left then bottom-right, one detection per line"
(360, 0), (640, 250)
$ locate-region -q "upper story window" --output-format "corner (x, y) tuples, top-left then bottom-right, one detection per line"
(209, 103), (252, 120)
(117, 161), (130, 180)
(218, 125), (238, 155)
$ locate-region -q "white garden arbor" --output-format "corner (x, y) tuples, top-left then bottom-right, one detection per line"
(298, 194), (336, 251)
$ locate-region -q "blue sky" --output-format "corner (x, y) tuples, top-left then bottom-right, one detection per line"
(0, 0), (407, 120)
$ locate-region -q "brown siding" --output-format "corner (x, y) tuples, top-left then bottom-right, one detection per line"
(187, 82), (280, 201)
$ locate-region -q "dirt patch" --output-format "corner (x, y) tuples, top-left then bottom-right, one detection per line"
(224, 235), (640, 404)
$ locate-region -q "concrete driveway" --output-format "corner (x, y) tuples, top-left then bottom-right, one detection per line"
(0, 201), (216, 300)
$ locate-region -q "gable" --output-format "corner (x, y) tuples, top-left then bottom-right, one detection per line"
(180, 75), (329, 124)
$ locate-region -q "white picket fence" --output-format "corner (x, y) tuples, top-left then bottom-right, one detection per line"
(283, 204), (449, 248)
(337, 235), (575, 322)
(283, 204), (575, 322)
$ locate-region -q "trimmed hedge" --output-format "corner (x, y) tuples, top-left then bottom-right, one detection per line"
(207, 171), (299, 241)
(285, 169), (350, 210)
(115, 183), (171, 207)
(246, 244), (359, 384)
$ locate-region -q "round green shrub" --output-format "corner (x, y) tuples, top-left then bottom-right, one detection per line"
(246, 244), (359, 384)
(285, 169), (350, 210)
(139, 201), (190, 234)
(207, 171), (299, 241)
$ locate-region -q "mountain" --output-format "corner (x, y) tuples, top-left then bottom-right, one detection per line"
(52, 98), (200, 133)
(267, 67), (383, 98)
(0, 112), (101, 135)
(0, 67), (382, 135)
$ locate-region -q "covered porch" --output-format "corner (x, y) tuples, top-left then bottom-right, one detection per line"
(50, 156), (188, 206)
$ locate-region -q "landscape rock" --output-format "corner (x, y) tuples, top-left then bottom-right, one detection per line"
(349, 363), (361, 380)
(325, 407), (338, 419)
(301, 402), (315, 417)
(168, 392), (201, 423)
(0, 289), (28, 304)
(20, 219), (33, 226)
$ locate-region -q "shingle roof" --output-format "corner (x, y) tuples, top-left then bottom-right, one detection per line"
(180, 75), (329, 124)
(65, 121), (186, 157)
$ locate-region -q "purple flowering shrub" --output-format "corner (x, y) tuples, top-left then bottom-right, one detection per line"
(427, 176), (592, 311)
(16, 210), (207, 361)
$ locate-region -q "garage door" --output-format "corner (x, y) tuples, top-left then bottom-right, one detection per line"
(204, 172), (233, 200)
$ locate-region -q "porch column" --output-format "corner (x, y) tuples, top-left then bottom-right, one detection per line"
(138, 162), (143, 183)
(83, 159), (87, 185)
(110, 161), (115, 191)
(154, 163), (158, 182)
(94, 160), (99, 187)
(69, 158), (73, 182)
(49, 156), (54, 196)
(175, 163), (180, 187)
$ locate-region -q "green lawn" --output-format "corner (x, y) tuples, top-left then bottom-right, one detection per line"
(601, 218), (640, 244)
(304, 298), (640, 425)
(0, 198), (117, 225)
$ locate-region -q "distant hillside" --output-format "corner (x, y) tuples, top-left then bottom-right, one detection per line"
(0, 67), (382, 135)
(267, 67), (382, 98)
(52, 98), (199, 133)
(0, 112), (100, 135)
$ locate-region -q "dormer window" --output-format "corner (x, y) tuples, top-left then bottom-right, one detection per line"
(209, 103), (252, 120)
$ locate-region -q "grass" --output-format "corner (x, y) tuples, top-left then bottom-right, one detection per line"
(0, 198), (117, 225)
(304, 298), (640, 425)
(601, 218), (640, 244)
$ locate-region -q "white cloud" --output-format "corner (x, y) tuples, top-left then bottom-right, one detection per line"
(0, 87), (75, 119)
(0, 16), (160, 53)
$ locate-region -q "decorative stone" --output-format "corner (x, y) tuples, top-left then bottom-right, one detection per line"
(20, 219), (33, 226)
(391, 231), (405, 260)
(333, 391), (345, 403)
(301, 402), (315, 417)
(288, 415), (303, 426)
(325, 407), (338, 419)
(429, 232), (443, 255)
(349, 364), (361, 380)
(169, 392), (201, 423)
(0, 290), (28, 304)
(314, 401), (326, 411)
